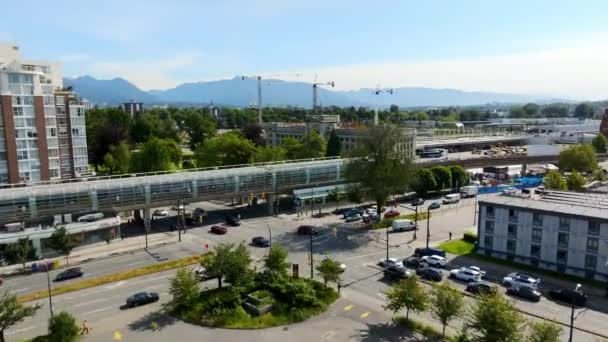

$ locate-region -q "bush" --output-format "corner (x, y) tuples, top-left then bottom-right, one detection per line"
(47, 311), (80, 342)
(462, 231), (478, 243)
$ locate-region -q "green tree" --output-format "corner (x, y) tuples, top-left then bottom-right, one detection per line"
(131, 138), (182, 172)
(541, 104), (568, 118)
(558, 144), (597, 172)
(574, 103), (596, 119)
(383, 276), (429, 320)
(263, 245), (290, 276)
(326, 129), (341, 157)
(296, 131), (326, 159)
(509, 106), (525, 118)
(389, 104), (399, 113)
(47, 227), (79, 265)
(168, 269), (200, 313)
(431, 166), (452, 190)
(201, 242), (253, 289)
(194, 131), (257, 167)
(184, 110), (217, 149)
(345, 125), (413, 215)
(522, 103), (540, 117)
(431, 283), (463, 338)
(527, 321), (562, 342)
(566, 171), (586, 191)
(7, 238), (32, 271)
(250, 146), (286, 163)
(281, 137), (303, 160)
(85, 108), (131, 172)
(102, 142), (131, 174)
(346, 184), (364, 205)
(592, 134), (608, 153)
(543, 170), (567, 190)
(316, 258), (343, 287)
(449, 165), (469, 189)
(411, 168), (437, 197)
(467, 291), (525, 342)
(0, 291), (40, 342)
(47, 311), (80, 342)
(327, 187), (343, 209)
(241, 123), (265, 146)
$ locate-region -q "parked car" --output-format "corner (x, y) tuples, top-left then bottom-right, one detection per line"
(548, 289), (588, 307)
(194, 267), (214, 281)
(428, 202), (441, 210)
(297, 225), (319, 235)
(414, 247), (446, 258)
(225, 216), (241, 226)
(362, 213), (379, 223)
(502, 272), (541, 289)
(383, 265), (413, 281)
(450, 267), (482, 282)
(392, 219), (416, 232)
(466, 281), (497, 295)
(507, 285), (542, 302)
(402, 256), (422, 269)
(343, 208), (364, 219)
(339, 263), (347, 273)
(502, 187), (517, 194)
(466, 266), (487, 278)
(442, 194), (460, 204)
(345, 214), (362, 222)
(411, 198), (425, 206)
(126, 292), (159, 308)
(378, 258), (402, 268)
(251, 236), (270, 247)
(421, 255), (448, 267)
(416, 267), (443, 282)
(210, 225), (227, 235)
(384, 210), (400, 218)
(54, 267), (84, 282)
(153, 209), (169, 217)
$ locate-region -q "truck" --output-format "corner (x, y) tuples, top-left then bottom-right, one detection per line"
(460, 185), (478, 198)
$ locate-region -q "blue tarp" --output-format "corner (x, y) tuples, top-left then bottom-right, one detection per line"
(477, 177), (543, 194)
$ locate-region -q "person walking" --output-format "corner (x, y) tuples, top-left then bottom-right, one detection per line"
(81, 320), (90, 335)
(449, 231), (453, 240)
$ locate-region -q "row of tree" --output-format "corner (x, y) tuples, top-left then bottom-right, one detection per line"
(411, 166), (469, 197)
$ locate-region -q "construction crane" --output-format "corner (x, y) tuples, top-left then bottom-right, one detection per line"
(312, 74), (335, 116)
(241, 73), (302, 125)
(372, 86), (394, 125)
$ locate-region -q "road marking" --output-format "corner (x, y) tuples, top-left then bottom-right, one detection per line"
(6, 326), (35, 335)
(125, 261), (146, 267)
(72, 297), (109, 308)
(322, 330), (335, 339)
(360, 312), (370, 319)
(104, 281), (127, 289)
(344, 304), (353, 311)
(9, 287), (30, 294)
(82, 306), (113, 316)
(113, 331), (123, 340)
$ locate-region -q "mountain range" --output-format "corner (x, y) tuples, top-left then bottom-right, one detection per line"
(64, 75), (559, 108)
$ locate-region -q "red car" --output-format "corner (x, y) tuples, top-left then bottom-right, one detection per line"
(210, 225), (227, 235)
(384, 210), (400, 218)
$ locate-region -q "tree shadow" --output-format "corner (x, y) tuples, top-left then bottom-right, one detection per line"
(356, 322), (431, 342)
(274, 224), (376, 254)
(127, 310), (177, 332)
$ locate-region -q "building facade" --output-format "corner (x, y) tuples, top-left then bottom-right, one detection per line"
(477, 191), (608, 281)
(122, 101), (144, 117)
(0, 44), (89, 184)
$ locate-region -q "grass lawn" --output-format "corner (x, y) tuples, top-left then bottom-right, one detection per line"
(437, 239), (476, 256)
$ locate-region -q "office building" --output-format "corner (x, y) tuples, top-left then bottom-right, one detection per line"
(477, 191), (608, 281)
(122, 101), (144, 117)
(0, 43), (89, 184)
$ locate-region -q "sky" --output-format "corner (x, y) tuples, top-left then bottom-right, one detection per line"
(2, 0), (608, 100)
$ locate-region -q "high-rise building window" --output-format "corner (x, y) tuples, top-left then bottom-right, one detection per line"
(558, 232), (569, 249)
(587, 237), (599, 254)
(588, 221), (601, 236)
(507, 224), (518, 239)
(485, 221), (494, 235)
(531, 228), (542, 243)
(508, 209), (518, 222)
(533, 212), (543, 226)
(507, 239), (517, 253)
(556, 250), (568, 264)
(530, 244), (541, 258)
(585, 254), (597, 270)
(486, 206), (494, 218)
(559, 217), (570, 231)
(484, 236), (493, 249)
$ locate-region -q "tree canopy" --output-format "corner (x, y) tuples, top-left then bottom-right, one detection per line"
(431, 166), (452, 190)
(194, 131), (257, 167)
(574, 103), (596, 119)
(449, 165), (469, 189)
(326, 129), (341, 157)
(47, 311), (80, 342)
(383, 276), (429, 320)
(558, 144), (597, 172)
(47, 227), (79, 264)
(102, 142), (131, 174)
(201, 242), (253, 289)
(431, 283), (463, 337)
(131, 138), (182, 172)
(527, 321), (562, 342)
(316, 258), (343, 287)
(544, 170), (567, 190)
(566, 171), (586, 191)
(169, 269), (200, 314)
(264, 245), (290, 276)
(467, 291), (525, 342)
(411, 168), (437, 196)
(592, 134), (608, 153)
(0, 291), (40, 342)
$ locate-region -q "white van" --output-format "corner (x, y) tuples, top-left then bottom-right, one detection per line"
(442, 194), (460, 204)
(392, 219), (416, 232)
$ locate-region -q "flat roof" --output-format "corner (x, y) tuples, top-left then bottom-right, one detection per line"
(479, 191), (608, 220)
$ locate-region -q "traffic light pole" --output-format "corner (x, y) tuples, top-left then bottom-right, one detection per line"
(426, 206), (431, 249)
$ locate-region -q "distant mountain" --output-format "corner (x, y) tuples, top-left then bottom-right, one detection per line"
(64, 75), (562, 108)
(63, 76), (158, 105)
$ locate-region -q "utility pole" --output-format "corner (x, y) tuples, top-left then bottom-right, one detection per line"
(413, 204), (418, 240)
(426, 206), (431, 249)
(372, 88), (394, 125)
(386, 224), (390, 261)
(44, 260), (53, 317)
(569, 284), (582, 342)
(268, 224), (272, 247)
(309, 234), (314, 279)
(241, 75), (264, 125)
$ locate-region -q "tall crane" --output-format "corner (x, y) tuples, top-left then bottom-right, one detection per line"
(241, 73), (302, 125)
(372, 87), (394, 125)
(312, 74), (335, 116)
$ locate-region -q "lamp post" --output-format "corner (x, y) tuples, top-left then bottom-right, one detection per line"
(569, 283), (582, 342)
(425, 205), (439, 249)
(43, 259), (54, 317)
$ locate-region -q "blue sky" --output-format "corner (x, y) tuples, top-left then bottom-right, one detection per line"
(2, 0), (608, 99)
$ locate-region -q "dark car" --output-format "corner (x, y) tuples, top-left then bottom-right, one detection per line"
(126, 292), (159, 308)
(383, 265), (413, 281)
(416, 267), (443, 282)
(343, 208), (364, 219)
(429, 202), (441, 210)
(414, 247), (446, 258)
(210, 225), (227, 235)
(225, 216), (241, 226)
(411, 198), (425, 206)
(402, 256), (422, 269)
(548, 289), (588, 307)
(54, 267), (83, 282)
(297, 225), (319, 235)
(466, 281), (497, 295)
(251, 236), (270, 247)
(507, 286), (542, 302)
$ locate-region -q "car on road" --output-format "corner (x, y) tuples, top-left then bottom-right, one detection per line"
(153, 209), (169, 217)
(414, 247), (446, 258)
(450, 267), (482, 282)
(251, 236), (270, 248)
(392, 219), (416, 232)
(502, 272), (541, 289)
(378, 258), (402, 268)
(210, 225), (227, 235)
(466, 266), (486, 278)
(416, 267), (443, 282)
(383, 210), (400, 218)
(428, 202), (441, 210)
(225, 216), (241, 226)
(421, 255), (448, 268)
(383, 265), (414, 281)
(506, 285), (542, 302)
(54, 267), (84, 282)
(502, 187), (517, 194)
(362, 212), (379, 223)
(402, 256), (422, 269)
(466, 281), (497, 295)
(343, 208), (364, 219)
(297, 225), (319, 235)
(442, 194), (460, 204)
(345, 214), (362, 222)
(126, 292), (159, 308)
(195, 267), (214, 281)
(411, 198), (425, 206)
(547, 288), (587, 307)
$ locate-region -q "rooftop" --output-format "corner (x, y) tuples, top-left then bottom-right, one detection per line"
(479, 191), (608, 220)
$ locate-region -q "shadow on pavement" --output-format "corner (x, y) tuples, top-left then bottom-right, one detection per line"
(274, 225), (375, 254)
(357, 322), (429, 342)
(127, 310), (177, 332)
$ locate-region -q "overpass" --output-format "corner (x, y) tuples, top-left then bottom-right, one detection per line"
(416, 134), (530, 150)
(1, 153), (606, 226)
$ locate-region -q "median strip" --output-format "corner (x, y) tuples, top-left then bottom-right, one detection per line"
(17, 255), (201, 303)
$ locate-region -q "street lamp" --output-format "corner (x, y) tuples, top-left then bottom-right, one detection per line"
(569, 283), (582, 342)
(43, 259), (54, 316)
(426, 205), (439, 249)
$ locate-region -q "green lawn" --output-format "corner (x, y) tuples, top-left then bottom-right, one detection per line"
(437, 239), (475, 256)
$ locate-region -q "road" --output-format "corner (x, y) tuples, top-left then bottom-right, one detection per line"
(5, 198), (606, 341)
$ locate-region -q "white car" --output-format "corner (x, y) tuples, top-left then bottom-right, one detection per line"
(421, 255), (448, 267)
(450, 267), (482, 282)
(378, 258), (402, 268)
(466, 266), (486, 278)
(153, 209), (169, 217)
(502, 272), (541, 289)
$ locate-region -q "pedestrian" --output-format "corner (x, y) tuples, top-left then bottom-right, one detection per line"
(81, 320), (90, 335)
(449, 231), (452, 240)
